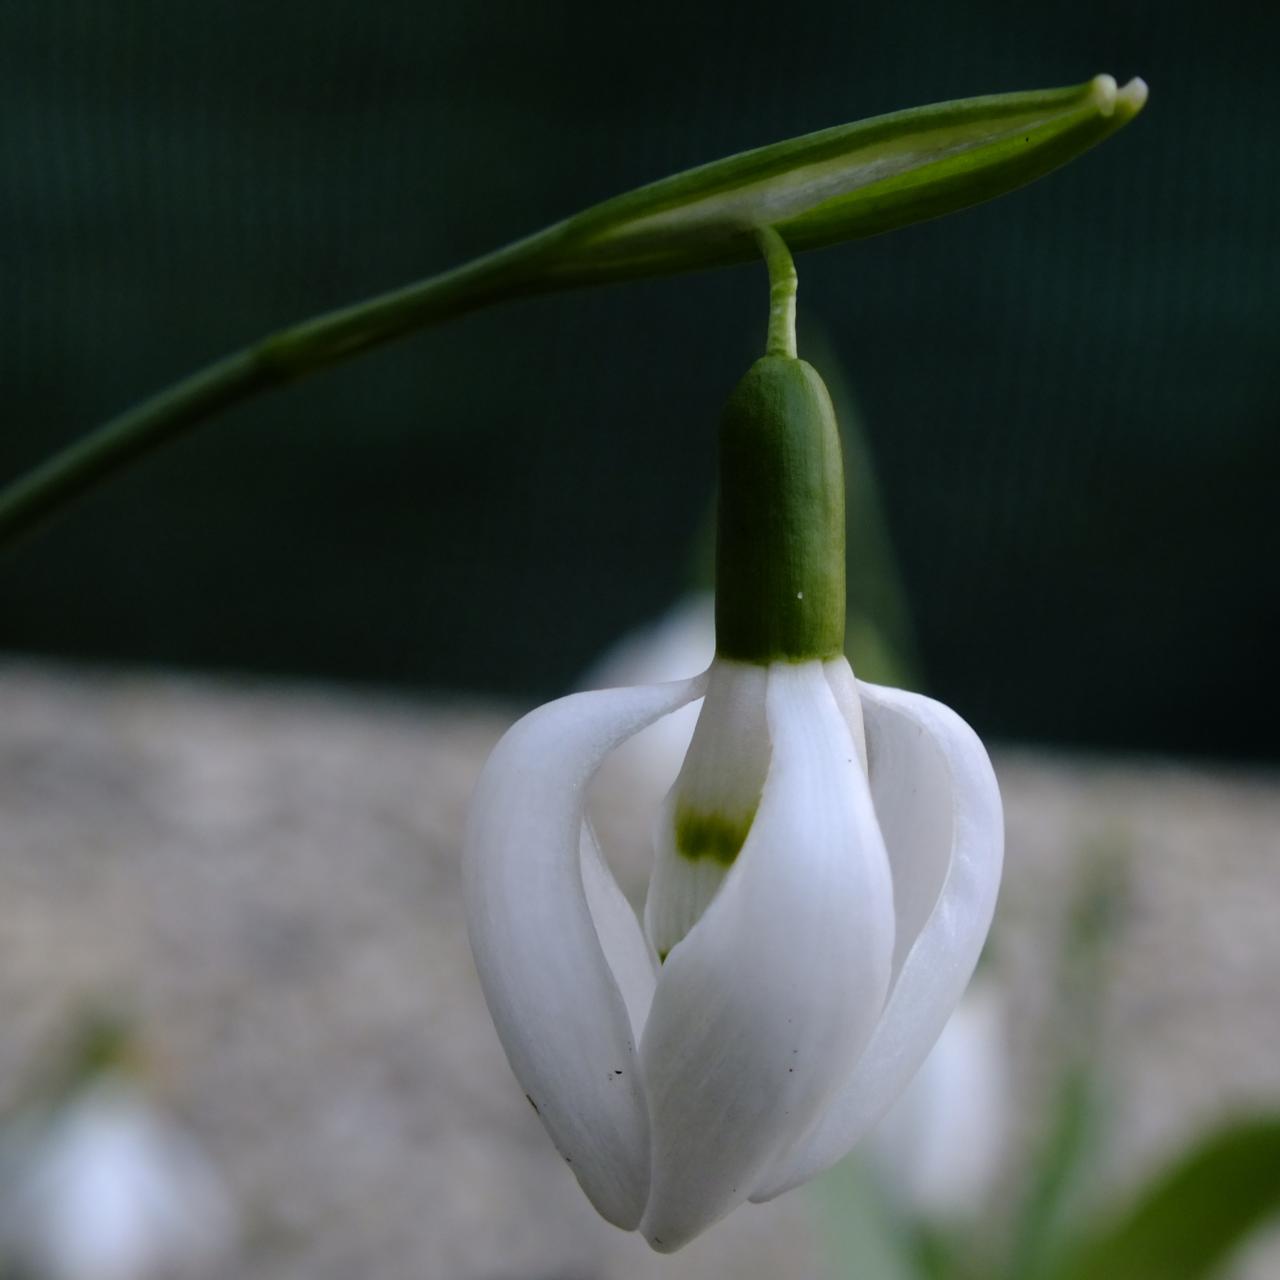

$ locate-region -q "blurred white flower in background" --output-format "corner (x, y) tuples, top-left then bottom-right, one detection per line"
(868, 976), (1007, 1221)
(0, 1074), (238, 1280)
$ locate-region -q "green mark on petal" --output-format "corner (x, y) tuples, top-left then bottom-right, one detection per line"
(675, 804), (757, 867)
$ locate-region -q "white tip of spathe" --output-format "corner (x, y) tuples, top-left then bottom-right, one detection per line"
(1090, 73), (1118, 115)
(1090, 73), (1149, 119)
(1118, 77), (1150, 113)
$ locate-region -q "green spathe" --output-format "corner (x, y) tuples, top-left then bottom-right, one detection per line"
(716, 356), (846, 664)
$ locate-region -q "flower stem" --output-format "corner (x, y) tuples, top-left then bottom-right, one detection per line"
(0, 226), (566, 552)
(756, 227), (798, 359)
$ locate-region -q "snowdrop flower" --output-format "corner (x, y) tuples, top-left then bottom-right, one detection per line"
(0, 1076), (238, 1280)
(465, 236), (1002, 1251)
(584, 597), (1008, 1225)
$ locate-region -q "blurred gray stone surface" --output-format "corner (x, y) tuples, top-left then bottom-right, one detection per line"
(0, 660), (1277, 1279)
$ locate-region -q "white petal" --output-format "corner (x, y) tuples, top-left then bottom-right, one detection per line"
(464, 675), (706, 1229)
(580, 820), (658, 1043)
(580, 592), (716, 691)
(643, 658), (770, 960)
(638, 661), (895, 1251)
(751, 681), (1002, 1201)
(822, 655), (868, 774)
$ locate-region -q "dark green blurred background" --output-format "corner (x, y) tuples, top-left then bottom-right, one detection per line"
(2, 1), (1276, 759)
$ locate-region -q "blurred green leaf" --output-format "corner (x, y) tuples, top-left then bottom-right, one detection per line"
(804, 325), (924, 689)
(816, 1156), (929, 1280)
(1007, 1065), (1107, 1280)
(1008, 838), (1132, 1280)
(1046, 1117), (1280, 1280)
(544, 74), (1147, 285)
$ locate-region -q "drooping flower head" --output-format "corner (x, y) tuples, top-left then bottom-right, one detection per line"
(464, 234), (1003, 1251)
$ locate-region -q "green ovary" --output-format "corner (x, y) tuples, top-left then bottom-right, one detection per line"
(674, 804), (757, 868)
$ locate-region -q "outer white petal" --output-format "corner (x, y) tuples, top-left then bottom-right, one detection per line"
(751, 681), (1003, 1201)
(638, 661), (895, 1251)
(464, 674), (706, 1229)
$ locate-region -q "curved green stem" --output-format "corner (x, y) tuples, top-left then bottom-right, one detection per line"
(756, 227), (798, 359)
(0, 352), (270, 545)
(0, 223), (569, 550)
